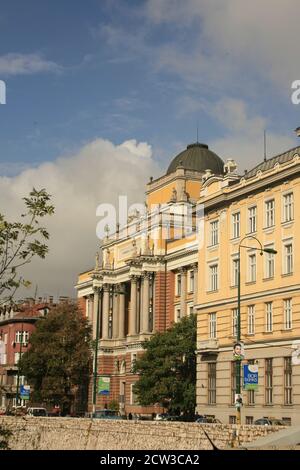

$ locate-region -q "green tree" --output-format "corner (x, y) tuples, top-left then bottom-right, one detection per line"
(19, 302), (92, 414)
(0, 188), (54, 304)
(133, 314), (196, 416)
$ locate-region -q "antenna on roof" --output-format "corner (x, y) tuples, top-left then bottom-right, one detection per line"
(196, 121), (199, 143)
(264, 130), (267, 162)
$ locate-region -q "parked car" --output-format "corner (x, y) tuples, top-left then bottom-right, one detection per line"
(254, 418), (285, 426)
(91, 409), (121, 420)
(196, 415), (222, 424)
(27, 407), (48, 417)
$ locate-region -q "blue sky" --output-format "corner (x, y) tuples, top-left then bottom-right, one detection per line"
(1, 0), (300, 296)
(0, 0), (299, 176)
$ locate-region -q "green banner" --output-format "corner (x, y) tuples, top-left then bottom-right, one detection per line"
(98, 376), (110, 395)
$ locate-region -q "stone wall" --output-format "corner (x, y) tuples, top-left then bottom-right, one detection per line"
(0, 416), (284, 450)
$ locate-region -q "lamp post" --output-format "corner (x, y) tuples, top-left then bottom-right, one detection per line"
(15, 321), (24, 407)
(92, 289), (101, 415)
(236, 236), (277, 425)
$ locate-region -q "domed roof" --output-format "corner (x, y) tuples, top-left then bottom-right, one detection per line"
(166, 142), (224, 175)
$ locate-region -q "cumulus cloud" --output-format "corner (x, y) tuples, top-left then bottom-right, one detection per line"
(0, 53), (62, 76)
(0, 138), (161, 298)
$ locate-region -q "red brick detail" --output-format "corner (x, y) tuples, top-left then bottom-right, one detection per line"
(77, 297), (86, 317)
(154, 271), (174, 333)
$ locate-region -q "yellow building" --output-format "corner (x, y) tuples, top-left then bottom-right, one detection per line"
(76, 142), (223, 415)
(196, 145), (300, 425)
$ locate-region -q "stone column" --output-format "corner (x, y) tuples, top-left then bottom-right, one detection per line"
(180, 268), (187, 317)
(129, 276), (137, 336)
(112, 287), (119, 339)
(192, 263), (198, 307)
(102, 284), (110, 340)
(118, 284), (126, 339)
(142, 272), (150, 333)
(92, 288), (99, 340)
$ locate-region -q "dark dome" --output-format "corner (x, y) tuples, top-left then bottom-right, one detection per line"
(166, 142), (224, 175)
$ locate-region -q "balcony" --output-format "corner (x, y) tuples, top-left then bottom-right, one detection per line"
(197, 339), (219, 354)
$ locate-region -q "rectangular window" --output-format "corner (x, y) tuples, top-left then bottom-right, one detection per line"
(209, 264), (218, 291)
(232, 258), (239, 287)
(130, 353), (137, 372)
(248, 206), (257, 233)
(232, 212), (240, 239)
(284, 357), (292, 405)
(284, 299), (292, 330)
(248, 253), (256, 282)
(265, 199), (275, 228)
(130, 384), (139, 405)
(265, 245), (275, 278)
(209, 313), (217, 339)
(174, 306), (181, 323)
(247, 305), (255, 335)
(246, 416), (254, 425)
(283, 192), (294, 222)
(208, 363), (216, 405)
(231, 361), (237, 405)
(188, 270), (194, 293)
(265, 358), (273, 405)
(283, 242), (293, 275)
(210, 220), (219, 246)
(15, 331), (29, 344)
(188, 304), (194, 316)
(265, 302), (273, 332)
(232, 309), (238, 337)
(176, 274), (181, 296)
(229, 415), (236, 424)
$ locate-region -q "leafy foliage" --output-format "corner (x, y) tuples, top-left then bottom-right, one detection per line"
(19, 302), (92, 413)
(0, 188), (54, 304)
(133, 314), (196, 416)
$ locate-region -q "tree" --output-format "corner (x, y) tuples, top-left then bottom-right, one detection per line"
(0, 188), (54, 305)
(133, 314), (196, 416)
(19, 302), (92, 414)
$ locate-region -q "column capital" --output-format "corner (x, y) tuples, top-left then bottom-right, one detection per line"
(191, 263), (198, 270)
(102, 283), (111, 292)
(141, 271), (153, 280)
(130, 275), (139, 283)
(115, 282), (125, 294)
(179, 266), (188, 274)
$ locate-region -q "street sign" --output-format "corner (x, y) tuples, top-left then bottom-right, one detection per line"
(20, 385), (30, 400)
(243, 364), (258, 391)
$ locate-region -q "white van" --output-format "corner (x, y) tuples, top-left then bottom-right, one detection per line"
(27, 407), (48, 417)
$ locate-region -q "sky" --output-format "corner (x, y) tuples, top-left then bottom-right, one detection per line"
(0, 0), (300, 298)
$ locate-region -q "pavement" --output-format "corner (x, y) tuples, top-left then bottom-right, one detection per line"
(241, 425), (300, 450)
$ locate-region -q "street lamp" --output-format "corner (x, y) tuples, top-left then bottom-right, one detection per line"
(92, 290), (101, 415)
(236, 235), (277, 425)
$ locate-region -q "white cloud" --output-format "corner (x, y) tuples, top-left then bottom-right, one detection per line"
(207, 98), (296, 170)
(144, 0), (300, 92)
(0, 138), (161, 298)
(0, 53), (62, 76)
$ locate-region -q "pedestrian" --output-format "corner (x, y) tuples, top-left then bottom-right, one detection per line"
(128, 412), (132, 420)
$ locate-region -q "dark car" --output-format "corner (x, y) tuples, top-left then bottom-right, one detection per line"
(254, 418), (285, 426)
(91, 409), (121, 420)
(196, 415), (222, 424)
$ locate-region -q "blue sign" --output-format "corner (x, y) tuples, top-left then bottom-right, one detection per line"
(243, 364), (258, 391)
(20, 385), (30, 400)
